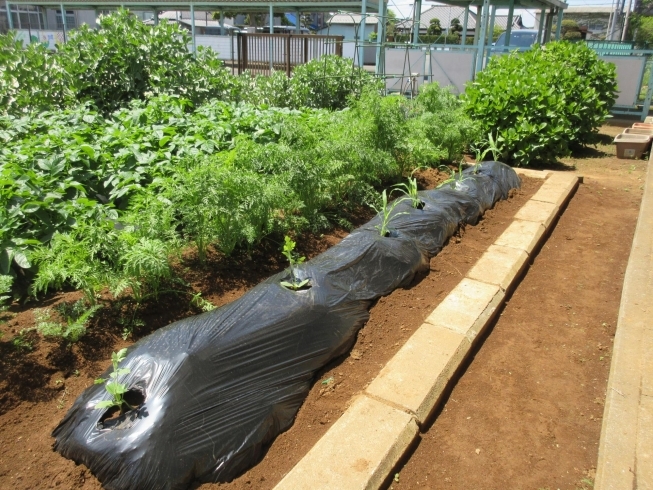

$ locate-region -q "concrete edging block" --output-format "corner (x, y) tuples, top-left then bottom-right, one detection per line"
(494, 219), (546, 255)
(274, 395), (419, 490)
(514, 200), (559, 228)
(514, 168), (552, 179)
(365, 323), (471, 423)
(530, 174), (579, 208)
(466, 244), (530, 291)
(424, 278), (505, 342)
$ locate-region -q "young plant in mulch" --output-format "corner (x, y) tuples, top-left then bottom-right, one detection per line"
(371, 190), (409, 237)
(280, 236), (310, 291)
(471, 132), (504, 166)
(392, 170), (425, 209)
(437, 161), (472, 189)
(94, 348), (135, 413)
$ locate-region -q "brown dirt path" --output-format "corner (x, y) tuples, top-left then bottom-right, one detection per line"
(386, 124), (648, 490)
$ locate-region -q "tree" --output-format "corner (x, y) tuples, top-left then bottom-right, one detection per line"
(450, 17), (463, 33)
(492, 26), (504, 42)
(386, 9), (398, 38)
(634, 15), (653, 46)
(553, 19), (582, 40)
(427, 18), (442, 36)
(211, 10), (265, 27)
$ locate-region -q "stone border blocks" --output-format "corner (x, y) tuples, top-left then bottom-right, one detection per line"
(366, 322), (471, 422)
(530, 173), (579, 208)
(466, 245), (529, 292)
(424, 278), (504, 341)
(514, 200), (559, 228)
(274, 395), (418, 490)
(494, 219), (546, 255)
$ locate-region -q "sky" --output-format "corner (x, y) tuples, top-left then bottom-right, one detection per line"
(387, 0), (628, 28)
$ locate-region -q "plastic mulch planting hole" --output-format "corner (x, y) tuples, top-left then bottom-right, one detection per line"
(53, 162), (522, 490)
(97, 389), (146, 431)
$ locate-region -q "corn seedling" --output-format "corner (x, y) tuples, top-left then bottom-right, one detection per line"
(437, 161), (469, 189)
(392, 169), (424, 209)
(471, 132), (504, 163)
(370, 190), (409, 237)
(94, 348), (134, 412)
(280, 236), (310, 290)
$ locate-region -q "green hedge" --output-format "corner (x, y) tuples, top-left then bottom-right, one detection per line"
(462, 41), (617, 165)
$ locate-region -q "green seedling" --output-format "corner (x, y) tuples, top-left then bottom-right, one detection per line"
(191, 291), (216, 312)
(471, 132), (504, 163)
(12, 328), (34, 352)
(437, 161), (468, 189)
(0, 274), (12, 313)
(94, 348), (133, 412)
(371, 190), (409, 237)
(392, 169), (423, 209)
(35, 303), (100, 343)
(280, 236), (310, 291)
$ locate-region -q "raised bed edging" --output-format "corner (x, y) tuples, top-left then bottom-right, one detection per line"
(275, 169), (581, 490)
(594, 150), (653, 489)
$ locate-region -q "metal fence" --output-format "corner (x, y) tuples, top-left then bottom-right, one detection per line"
(236, 33), (343, 76)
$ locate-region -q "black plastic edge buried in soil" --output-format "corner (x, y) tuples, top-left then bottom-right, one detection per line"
(52, 162), (522, 490)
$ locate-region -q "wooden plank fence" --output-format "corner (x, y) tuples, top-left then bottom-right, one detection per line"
(236, 33), (344, 75)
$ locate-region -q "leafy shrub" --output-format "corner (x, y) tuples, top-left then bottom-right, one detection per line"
(59, 10), (215, 113)
(462, 41), (617, 165)
(413, 82), (480, 162)
(0, 32), (74, 115)
(289, 55), (381, 109)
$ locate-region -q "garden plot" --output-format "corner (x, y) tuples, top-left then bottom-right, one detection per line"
(0, 167), (540, 488)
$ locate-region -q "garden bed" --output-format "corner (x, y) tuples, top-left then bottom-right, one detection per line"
(0, 123), (645, 490)
(0, 168), (540, 489)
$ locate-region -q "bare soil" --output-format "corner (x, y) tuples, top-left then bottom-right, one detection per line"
(0, 121), (646, 490)
(384, 121), (648, 490)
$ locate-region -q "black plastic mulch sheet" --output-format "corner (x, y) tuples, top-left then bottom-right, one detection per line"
(52, 161), (521, 490)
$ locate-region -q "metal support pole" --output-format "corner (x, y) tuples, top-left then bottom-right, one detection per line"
(60, 3), (67, 42)
(461, 5), (468, 46)
(537, 8), (545, 43)
(412, 0), (421, 45)
(485, 5), (496, 66)
(295, 9), (300, 33)
(543, 8), (554, 43)
(190, 3), (196, 55)
(153, 8), (158, 25)
(622, 0), (634, 41)
(219, 10), (224, 35)
(474, 0), (490, 76)
(555, 8), (563, 40)
(6, 1), (13, 30)
(473, 6), (481, 46)
(269, 3), (273, 71)
(505, 0), (515, 46)
(640, 53), (653, 120)
(358, 0), (367, 66)
(487, 5), (496, 45)
(375, 0), (385, 75)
